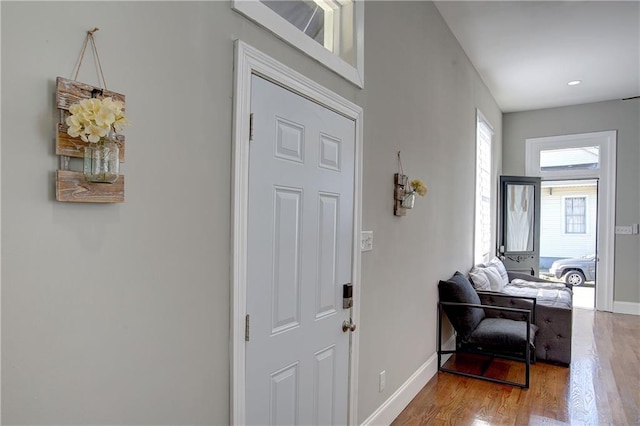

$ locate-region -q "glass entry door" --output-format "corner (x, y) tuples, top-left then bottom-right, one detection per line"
(499, 176), (541, 275)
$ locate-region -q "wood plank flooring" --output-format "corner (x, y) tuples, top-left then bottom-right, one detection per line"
(392, 308), (640, 425)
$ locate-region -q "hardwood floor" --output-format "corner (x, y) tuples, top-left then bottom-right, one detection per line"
(392, 308), (640, 425)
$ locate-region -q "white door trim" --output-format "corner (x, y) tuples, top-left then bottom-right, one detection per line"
(525, 130), (617, 312)
(231, 40), (363, 425)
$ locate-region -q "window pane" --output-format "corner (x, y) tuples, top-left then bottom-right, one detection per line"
(475, 116), (493, 264)
(506, 184), (535, 251)
(261, 0), (327, 50)
(565, 197), (586, 234)
(540, 146), (600, 172)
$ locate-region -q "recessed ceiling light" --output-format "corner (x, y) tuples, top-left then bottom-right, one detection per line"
(568, 80), (582, 86)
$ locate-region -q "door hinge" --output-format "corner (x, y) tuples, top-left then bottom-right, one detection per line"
(249, 113), (254, 141)
(245, 314), (250, 341)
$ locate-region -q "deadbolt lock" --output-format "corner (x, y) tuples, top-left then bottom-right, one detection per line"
(343, 283), (353, 309)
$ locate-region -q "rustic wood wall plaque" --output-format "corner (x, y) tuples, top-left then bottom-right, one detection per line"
(394, 173), (409, 216)
(55, 76), (126, 203)
(56, 170), (125, 203)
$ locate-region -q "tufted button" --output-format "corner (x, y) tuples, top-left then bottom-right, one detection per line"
(557, 334), (562, 339)
(545, 319), (551, 324)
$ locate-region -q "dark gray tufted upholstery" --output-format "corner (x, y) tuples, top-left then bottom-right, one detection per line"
(533, 304), (572, 365)
(507, 272), (572, 365)
(491, 271), (572, 365)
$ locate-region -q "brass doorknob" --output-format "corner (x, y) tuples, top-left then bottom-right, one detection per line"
(342, 320), (356, 333)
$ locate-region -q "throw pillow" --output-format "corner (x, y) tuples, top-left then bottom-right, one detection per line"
(486, 257), (509, 287)
(438, 271), (485, 341)
(483, 266), (505, 292)
(469, 267), (491, 291)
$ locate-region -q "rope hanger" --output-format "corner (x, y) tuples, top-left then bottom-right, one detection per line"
(72, 27), (108, 90)
(397, 151), (405, 181)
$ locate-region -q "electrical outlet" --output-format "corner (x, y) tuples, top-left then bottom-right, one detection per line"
(379, 370), (386, 392)
(361, 231), (373, 252)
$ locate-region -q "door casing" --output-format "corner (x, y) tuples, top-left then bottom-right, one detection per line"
(231, 40), (363, 425)
(525, 131), (616, 312)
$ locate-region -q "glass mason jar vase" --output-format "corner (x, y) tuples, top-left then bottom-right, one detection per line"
(401, 191), (416, 209)
(83, 131), (120, 183)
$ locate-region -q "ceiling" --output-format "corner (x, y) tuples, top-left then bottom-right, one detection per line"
(434, 1), (640, 113)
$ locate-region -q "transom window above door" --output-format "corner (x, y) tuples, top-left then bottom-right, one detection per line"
(262, 1), (335, 52)
(232, 0), (364, 87)
(540, 146), (600, 172)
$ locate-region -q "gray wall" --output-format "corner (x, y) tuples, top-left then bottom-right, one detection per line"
(1, 2), (501, 424)
(503, 100), (640, 304)
(357, 2), (502, 420)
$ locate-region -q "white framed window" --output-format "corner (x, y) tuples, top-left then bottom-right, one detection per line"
(474, 111), (494, 265)
(564, 196), (587, 234)
(232, 0), (364, 88)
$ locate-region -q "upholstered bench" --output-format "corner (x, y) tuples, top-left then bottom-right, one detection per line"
(469, 260), (573, 366)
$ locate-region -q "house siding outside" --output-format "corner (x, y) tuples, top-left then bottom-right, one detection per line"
(541, 184), (597, 259)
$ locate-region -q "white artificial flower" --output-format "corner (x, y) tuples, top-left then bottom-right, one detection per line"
(65, 96), (130, 143)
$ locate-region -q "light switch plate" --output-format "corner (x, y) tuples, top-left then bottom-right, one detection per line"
(615, 225), (633, 235)
(361, 231), (373, 252)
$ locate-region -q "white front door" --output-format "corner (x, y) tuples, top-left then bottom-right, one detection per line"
(246, 74), (355, 425)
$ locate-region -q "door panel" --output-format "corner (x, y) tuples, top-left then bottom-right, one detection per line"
(270, 363), (299, 425)
(246, 74), (354, 425)
(272, 187), (302, 333)
(313, 345), (336, 425)
(499, 176), (541, 275)
(317, 194), (339, 318)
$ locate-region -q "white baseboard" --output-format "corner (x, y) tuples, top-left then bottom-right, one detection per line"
(613, 301), (640, 315)
(360, 356), (435, 426)
(360, 336), (455, 426)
